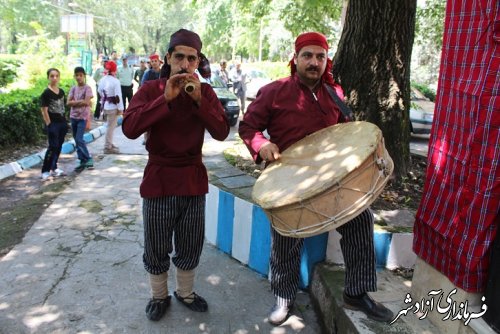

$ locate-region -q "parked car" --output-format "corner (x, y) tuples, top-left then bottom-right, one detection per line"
(245, 68), (272, 100)
(410, 87), (435, 135)
(207, 74), (240, 126)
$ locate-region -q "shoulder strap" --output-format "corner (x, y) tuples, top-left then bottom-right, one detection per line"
(324, 84), (354, 122)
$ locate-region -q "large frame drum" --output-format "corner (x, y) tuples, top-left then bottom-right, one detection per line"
(252, 121), (394, 238)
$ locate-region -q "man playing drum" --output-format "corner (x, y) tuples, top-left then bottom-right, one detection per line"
(238, 32), (394, 326)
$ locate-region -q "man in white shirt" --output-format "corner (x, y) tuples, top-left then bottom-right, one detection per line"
(117, 55), (134, 110)
(98, 61), (124, 154)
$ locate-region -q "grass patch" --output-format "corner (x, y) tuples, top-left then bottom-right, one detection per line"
(79, 200), (103, 213)
(223, 148), (237, 166)
(0, 179), (72, 257)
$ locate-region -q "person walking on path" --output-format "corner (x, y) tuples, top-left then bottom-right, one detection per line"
(93, 56), (108, 120)
(98, 61), (123, 154)
(229, 62), (247, 112)
(238, 31), (394, 326)
(67, 66), (94, 171)
(215, 59), (229, 86)
(39, 68), (68, 180)
(117, 55), (134, 110)
(123, 28), (229, 322)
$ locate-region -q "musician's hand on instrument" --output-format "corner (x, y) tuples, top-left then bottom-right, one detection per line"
(259, 142), (281, 162)
(164, 73), (201, 105)
(184, 75), (201, 106)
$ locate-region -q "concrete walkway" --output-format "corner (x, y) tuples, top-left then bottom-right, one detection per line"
(0, 127), (320, 334)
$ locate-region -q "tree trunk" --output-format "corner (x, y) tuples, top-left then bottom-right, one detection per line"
(332, 0), (416, 178)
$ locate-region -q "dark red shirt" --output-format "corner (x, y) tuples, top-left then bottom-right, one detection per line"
(239, 74), (345, 164)
(123, 78), (229, 198)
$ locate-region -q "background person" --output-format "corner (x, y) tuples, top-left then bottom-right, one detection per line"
(134, 59), (148, 87)
(215, 59), (229, 86)
(67, 66), (94, 171)
(229, 62), (247, 112)
(93, 55), (108, 120)
(39, 68), (68, 180)
(238, 31), (394, 326)
(141, 54), (162, 85)
(117, 54), (134, 110)
(98, 61), (123, 154)
(122, 28), (229, 322)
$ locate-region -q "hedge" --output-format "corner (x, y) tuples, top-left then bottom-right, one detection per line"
(0, 78), (73, 148)
(0, 57), (21, 88)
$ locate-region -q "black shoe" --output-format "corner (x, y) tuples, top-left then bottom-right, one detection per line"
(145, 296), (171, 321)
(174, 291), (208, 312)
(268, 304), (291, 326)
(343, 292), (394, 322)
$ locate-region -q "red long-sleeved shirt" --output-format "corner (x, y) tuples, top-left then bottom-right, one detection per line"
(239, 74), (345, 164)
(123, 78), (229, 198)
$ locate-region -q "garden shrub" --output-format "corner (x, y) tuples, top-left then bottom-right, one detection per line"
(0, 57), (21, 88)
(411, 82), (436, 102)
(0, 78), (73, 149)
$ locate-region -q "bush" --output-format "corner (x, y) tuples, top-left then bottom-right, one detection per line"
(0, 56), (21, 88)
(411, 82), (436, 102)
(0, 77), (73, 148)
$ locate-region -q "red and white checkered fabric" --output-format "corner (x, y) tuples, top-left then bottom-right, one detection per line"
(414, 0), (500, 292)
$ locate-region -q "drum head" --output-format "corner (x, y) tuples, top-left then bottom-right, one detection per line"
(252, 121), (382, 209)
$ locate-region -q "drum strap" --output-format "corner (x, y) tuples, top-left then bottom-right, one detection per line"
(324, 85), (354, 122)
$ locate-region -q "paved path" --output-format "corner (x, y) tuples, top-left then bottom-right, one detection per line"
(0, 127), (320, 334)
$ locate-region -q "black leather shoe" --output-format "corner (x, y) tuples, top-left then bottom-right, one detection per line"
(145, 296), (171, 321)
(174, 291), (208, 312)
(343, 292), (394, 322)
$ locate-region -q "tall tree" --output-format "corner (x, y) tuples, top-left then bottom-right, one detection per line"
(333, 0), (417, 177)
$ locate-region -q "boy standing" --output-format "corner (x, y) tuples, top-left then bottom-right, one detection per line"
(67, 66), (94, 170)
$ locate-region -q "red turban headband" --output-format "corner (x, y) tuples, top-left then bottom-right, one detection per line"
(168, 29), (202, 53)
(289, 31), (334, 86)
(105, 60), (117, 73)
(295, 32), (329, 54)
(149, 54), (160, 61)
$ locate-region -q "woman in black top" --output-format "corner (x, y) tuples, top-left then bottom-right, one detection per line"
(40, 68), (68, 180)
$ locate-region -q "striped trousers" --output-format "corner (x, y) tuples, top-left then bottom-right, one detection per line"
(142, 195), (206, 275)
(270, 208), (377, 306)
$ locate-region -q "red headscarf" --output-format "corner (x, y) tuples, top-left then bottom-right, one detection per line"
(289, 32), (335, 86)
(104, 60), (117, 74)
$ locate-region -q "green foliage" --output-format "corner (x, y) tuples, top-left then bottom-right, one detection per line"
(279, 0), (343, 37)
(15, 22), (71, 85)
(411, 82), (436, 102)
(412, 0), (446, 85)
(0, 77), (73, 148)
(415, 0), (446, 49)
(0, 56), (21, 87)
(245, 61), (289, 80)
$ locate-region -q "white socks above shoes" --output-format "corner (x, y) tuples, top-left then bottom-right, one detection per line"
(149, 272), (169, 300)
(176, 268), (195, 302)
(149, 269), (195, 302)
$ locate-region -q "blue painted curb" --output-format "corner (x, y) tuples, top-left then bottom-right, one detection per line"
(206, 186), (417, 288)
(17, 155), (43, 170)
(83, 132), (94, 144)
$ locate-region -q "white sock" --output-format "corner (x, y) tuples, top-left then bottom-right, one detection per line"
(176, 268), (195, 302)
(149, 272), (168, 299)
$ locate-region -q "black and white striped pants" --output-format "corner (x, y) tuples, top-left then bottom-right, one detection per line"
(270, 208), (377, 305)
(142, 195), (206, 275)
